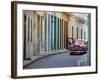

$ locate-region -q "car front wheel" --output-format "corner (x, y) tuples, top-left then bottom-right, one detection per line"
(70, 52), (75, 55)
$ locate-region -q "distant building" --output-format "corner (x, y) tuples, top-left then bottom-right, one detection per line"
(68, 13), (89, 41)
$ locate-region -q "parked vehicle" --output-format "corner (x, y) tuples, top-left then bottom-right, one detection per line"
(69, 39), (88, 55)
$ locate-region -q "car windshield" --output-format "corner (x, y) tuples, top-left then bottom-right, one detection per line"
(74, 40), (81, 45)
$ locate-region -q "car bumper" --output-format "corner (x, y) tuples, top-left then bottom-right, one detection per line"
(69, 50), (87, 55)
(70, 50), (86, 53)
(69, 48), (87, 51)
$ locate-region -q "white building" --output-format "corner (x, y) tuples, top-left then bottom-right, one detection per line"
(68, 13), (89, 41)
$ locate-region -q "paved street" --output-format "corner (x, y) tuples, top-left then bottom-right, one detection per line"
(25, 52), (90, 69)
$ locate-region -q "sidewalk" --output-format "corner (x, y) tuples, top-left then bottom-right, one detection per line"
(23, 49), (69, 68)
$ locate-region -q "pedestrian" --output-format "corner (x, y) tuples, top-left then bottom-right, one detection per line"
(68, 38), (73, 48)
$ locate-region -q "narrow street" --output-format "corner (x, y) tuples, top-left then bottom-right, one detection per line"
(25, 52), (89, 69)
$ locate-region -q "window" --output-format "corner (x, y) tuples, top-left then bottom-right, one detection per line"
(41, 16), (42, 42)
(72, 26), (74, 38)
(31, 19), (32, 42)
(28, 17), (30, 42)
(81, 28), (83, 39)
(77, 27), (79, 39)
(84, 32), (86, 39)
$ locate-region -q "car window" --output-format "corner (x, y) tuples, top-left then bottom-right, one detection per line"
(74, 40), (81, 45)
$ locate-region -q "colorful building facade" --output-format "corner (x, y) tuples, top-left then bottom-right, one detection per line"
(23, 10), (88, 60)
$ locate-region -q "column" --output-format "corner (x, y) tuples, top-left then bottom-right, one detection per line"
(56, 17), (59, 49)
(51, 15), (54, 50)
(60, 18), (62, 49)
(57, 17), (60, 50)
(44, 13), (48, 51)
(42, 13), (45, 52)
(54, 16), (56, 50)
(60, 19), (63, 49)
(59, 17), (61, 49)
(56, 17), (59, 50)
(36, 14), (41, 55)
(48, 14), (51, 51)
(62, 19), (64, 49)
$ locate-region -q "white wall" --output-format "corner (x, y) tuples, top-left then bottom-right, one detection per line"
(0, 0), (99, 80)
(68, 15), (85, 39)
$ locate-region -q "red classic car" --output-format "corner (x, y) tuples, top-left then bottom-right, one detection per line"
(69, 39), (88, 55)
